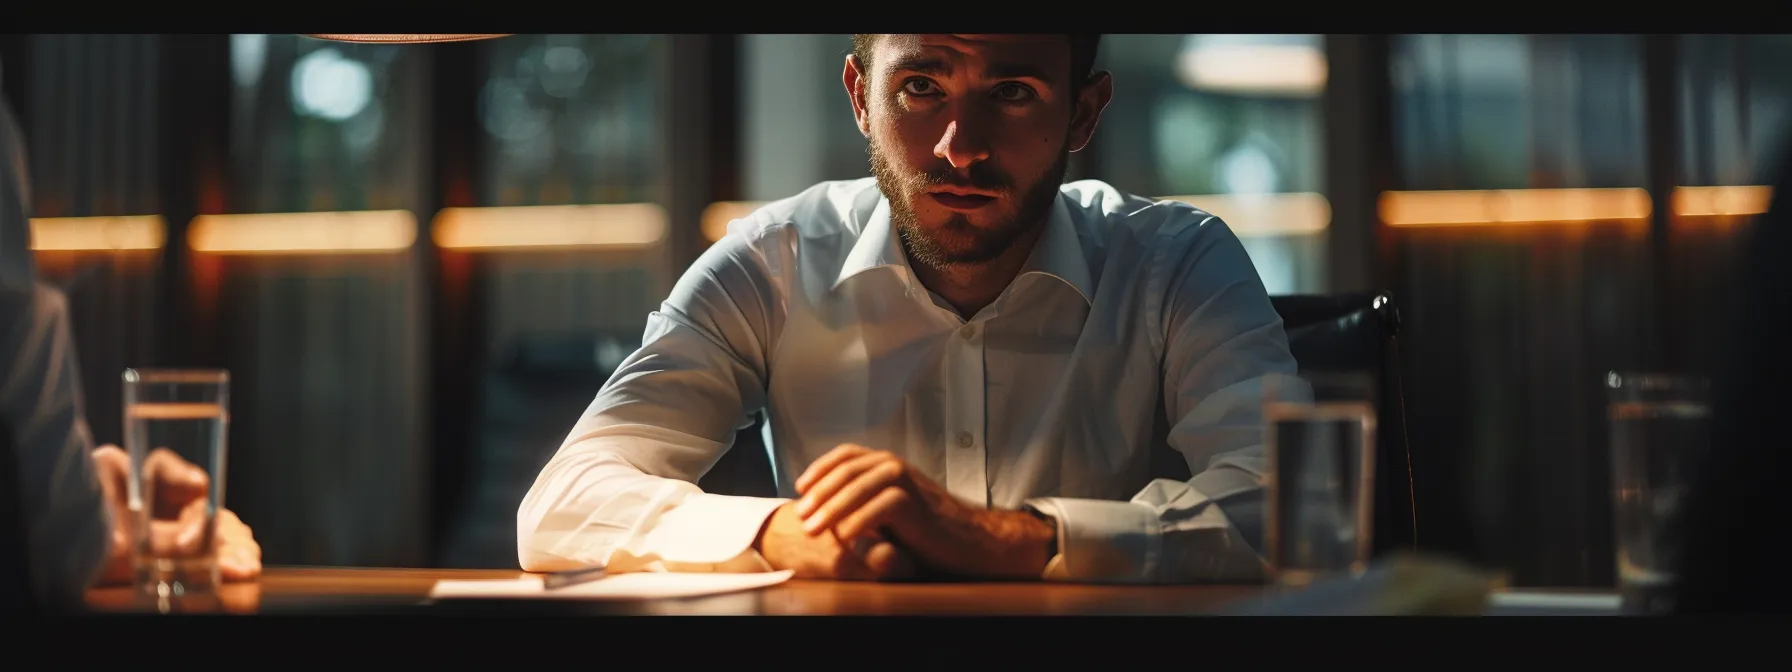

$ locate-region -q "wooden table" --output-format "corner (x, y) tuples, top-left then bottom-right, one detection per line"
(84, 566), (1266, 616)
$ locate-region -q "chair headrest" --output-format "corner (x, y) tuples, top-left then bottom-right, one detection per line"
(1273, 292), (1398, 376)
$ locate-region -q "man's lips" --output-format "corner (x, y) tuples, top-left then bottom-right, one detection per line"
(928, 191), (998, 210)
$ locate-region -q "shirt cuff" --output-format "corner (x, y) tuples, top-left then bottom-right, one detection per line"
(1024, 497), (1162, 583)
(628, 493), (787, 571)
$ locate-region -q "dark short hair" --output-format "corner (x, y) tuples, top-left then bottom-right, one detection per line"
(850, 34), (1102, 94)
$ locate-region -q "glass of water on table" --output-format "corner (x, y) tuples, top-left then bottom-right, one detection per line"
(123, 368), (230, 608)
(1606, 372), (1708, 615)
(1262, 371), (1378, 589)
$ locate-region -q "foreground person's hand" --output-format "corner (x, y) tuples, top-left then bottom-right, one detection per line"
(90, 445), (262, 585)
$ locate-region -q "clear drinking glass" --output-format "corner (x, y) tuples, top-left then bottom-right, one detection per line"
(1263, 371), (1378, 589)
(123, 368), (230, 607)
(1606, 372), (1708, 615)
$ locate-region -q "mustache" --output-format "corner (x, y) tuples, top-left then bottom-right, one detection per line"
(909, 164), (1012, 194)
(910, 166), (1010, 193)
(866, 138), (1013, 195)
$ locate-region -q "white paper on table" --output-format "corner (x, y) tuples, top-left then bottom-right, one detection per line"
(428, 570), (795, 601)
(1486, 591), (1621, 612)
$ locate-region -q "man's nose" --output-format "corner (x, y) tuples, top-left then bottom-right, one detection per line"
(932, 111), (992, 169)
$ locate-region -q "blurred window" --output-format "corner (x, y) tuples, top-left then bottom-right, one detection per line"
(218, 35), (430, 567)
(1392, 34), (1647, 191)
(479, 34), (661, 206)
(1093, 34), (1328, 294)
(738, 34), (867, 202)
(229, 34), (425, 213)
(1677, 35), (1792, 186)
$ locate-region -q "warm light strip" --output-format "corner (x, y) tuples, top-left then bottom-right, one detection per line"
(1158, 193), (1332, 236)
(1380, 188), (1652, 227)
(1672, 185), (1772, 217)
(432, 203), (668, 250)
(29, 215), (166, 251)
(1177, 45), (1328, 96)
(702, 186), (1773, 242)
(188, 210), (417, 254)
(702, 201), (767, 243)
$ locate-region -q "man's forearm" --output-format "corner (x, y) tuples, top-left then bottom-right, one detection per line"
(964, 508), (1057, 579)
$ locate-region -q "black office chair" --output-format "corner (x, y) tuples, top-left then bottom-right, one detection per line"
(1144, 291), (1417, 557)
(1268, 291), (1418, 556)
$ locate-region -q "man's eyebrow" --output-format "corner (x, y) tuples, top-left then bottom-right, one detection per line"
(889, 54), (951, 76)
(888, 54), (1057, 84)
(984, 61), (1056, 83)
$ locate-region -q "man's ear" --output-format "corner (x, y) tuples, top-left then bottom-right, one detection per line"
(844, 54), (872, 138)
(1067, 70), (1113, 153)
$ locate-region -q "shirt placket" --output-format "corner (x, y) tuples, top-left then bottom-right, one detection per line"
(942, 317), (989, 508)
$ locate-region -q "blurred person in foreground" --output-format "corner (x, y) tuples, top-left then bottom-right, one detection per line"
(1673, 139), (1792, 614)
(0, 94), (260, 612)
(518, 34), (1296, 582)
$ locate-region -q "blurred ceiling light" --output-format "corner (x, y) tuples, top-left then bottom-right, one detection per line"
(1672, 185), (1773, 217)
(230, 34), (269, 89)
(29, 216), (166, 251)
(189, 211), (417, 254)
(701, 201), (767, 243)
(539, 44), (592, 98)
(302, 34), (512, 44)
(433, 203), (668, 251)
(1218, 140), (1281, 195)
(1380, 188), (1652, 227)
(292, 49), (372, 121)
(1158, 193), (1331, 237)
(1176, 34), (1327, 97)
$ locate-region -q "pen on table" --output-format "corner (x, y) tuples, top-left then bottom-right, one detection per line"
(542, 564), (609, 590)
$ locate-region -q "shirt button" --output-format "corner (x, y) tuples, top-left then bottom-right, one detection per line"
(961, 323), (977, 338)
(955, 431), (974, 448)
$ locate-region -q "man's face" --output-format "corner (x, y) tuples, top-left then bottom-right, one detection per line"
(846, 35), (1110, 270)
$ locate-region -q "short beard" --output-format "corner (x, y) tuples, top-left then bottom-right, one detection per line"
(868, 136), (1069, 271)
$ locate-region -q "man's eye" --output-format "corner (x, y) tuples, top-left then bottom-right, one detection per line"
(902, 78), (940, 96)
(993, 83), (1036, 102)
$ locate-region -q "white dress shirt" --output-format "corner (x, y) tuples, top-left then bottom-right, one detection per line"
(0, 96), (113, 608)
(517, 177), (1298, 583)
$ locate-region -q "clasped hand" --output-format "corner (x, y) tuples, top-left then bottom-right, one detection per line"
(752, 444), (1054, 581)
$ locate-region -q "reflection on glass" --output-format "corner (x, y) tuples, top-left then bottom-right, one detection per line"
(124, 369), (230, 612)
(1263, 371), (1377, 589)
(1606, 372), (1708, 615)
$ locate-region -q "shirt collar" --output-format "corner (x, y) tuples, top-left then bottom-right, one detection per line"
(834, 198), (908, 290)
(1016, 194), (1094, 306)
(832, 191), (1094, 307)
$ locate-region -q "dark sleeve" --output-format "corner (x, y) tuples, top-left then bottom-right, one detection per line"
(1674, 146), (1792, 614)
(0, 284), (111, 609)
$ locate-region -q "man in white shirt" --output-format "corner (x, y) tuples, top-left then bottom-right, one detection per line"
(0, 91), (260, 610)
(518, 34), (1297, 583)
